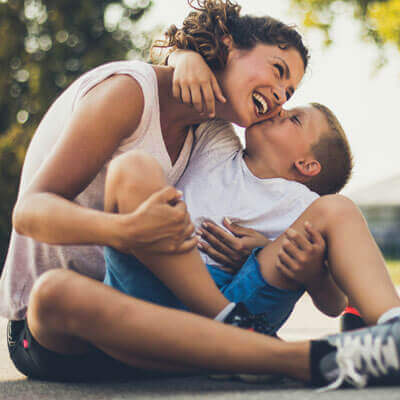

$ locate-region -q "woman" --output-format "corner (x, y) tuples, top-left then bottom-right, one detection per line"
(4, 0), (314, 382)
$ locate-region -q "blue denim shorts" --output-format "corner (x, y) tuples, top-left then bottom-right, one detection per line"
(104, 247), (304, 333)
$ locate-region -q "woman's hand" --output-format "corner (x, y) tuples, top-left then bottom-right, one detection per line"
(116, 187), (198, 255)
(276, 222), (327, 287)
(197, 218), (270, 272)
(168, 50), (226, 117)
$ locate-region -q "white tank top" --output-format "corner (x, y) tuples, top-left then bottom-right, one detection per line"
(0, 61), (194, 320)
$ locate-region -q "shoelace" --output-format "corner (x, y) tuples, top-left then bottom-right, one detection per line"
(318, 333), (399, 392)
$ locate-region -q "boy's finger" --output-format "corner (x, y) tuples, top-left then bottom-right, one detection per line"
(282, 238), (302, 260)
(276, 259), (295, 280)
(180, 86), (192, 105)
(172, 82), (182, 103)
(278, 248), (298, 271)
(285, 228), (311, 251)
(304, 222), (325, 246)
(211, 75), (226, 103)
(201, 82), (216, 117)
(190, 85), (204, 114)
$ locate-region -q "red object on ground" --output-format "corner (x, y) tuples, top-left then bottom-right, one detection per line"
(23, 339), (29, 349)
(343, 306), (361, 316)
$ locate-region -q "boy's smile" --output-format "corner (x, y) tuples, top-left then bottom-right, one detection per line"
(243, 105), (329, 181)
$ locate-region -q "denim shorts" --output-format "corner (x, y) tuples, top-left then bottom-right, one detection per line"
(104, 247), (304, 333)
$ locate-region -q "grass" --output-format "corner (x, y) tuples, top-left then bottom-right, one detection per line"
(386, 259), (400, 286)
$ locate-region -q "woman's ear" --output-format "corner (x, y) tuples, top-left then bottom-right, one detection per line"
(222, 36), (234, 51)
(294, 159), (321, 178)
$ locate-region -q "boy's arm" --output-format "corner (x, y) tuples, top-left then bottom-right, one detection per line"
(167, 49), (226, 117)
(278, 223), (347, 317)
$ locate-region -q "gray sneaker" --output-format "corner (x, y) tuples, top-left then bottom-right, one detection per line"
(318, 317), (400, 390)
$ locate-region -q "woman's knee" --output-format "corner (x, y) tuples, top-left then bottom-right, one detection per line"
(28, 269), (77, 331)
(105, 150), (167, 211)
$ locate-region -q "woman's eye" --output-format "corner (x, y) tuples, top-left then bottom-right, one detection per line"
(274, 64), (284, 78)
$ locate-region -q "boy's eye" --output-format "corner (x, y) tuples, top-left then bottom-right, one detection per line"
(290, 115), (301, 125)
(274, 63), (284, 78)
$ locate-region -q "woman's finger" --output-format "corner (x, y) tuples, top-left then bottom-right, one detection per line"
(175, 236), (198, 254)
(198, 227), (238, 259)
(197, 239), (233, 266)
(202, 220), (238, 249)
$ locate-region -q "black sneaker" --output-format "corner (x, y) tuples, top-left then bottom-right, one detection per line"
(223, 303), (276, 336)
(340, 312), (367, 332)
(317, 316), (400, 390)
(210, 303), (281, 384)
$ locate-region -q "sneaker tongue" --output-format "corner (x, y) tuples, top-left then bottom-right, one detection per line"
(319, 352), (340, 383)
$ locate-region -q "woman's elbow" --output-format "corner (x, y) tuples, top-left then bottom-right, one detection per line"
(12, 198), (29, 235)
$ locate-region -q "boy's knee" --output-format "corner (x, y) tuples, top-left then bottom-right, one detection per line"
(106, 150), (167, 202)
(311, 194), (359, 225)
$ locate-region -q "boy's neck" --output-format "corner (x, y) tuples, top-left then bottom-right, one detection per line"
(243, 149), (283, 180)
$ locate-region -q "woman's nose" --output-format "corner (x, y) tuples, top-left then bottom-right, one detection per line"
(272, 86), (286, 105)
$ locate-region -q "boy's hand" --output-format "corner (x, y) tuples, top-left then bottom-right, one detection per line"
(276, 222), (326, 287)
(196, 218), (270, 272)
(168, 50), (226, 117)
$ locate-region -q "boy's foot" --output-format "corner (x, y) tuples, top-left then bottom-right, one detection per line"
(312, 316), (400, 390)
(223, 303), (276, 335)
(340, 307), (366, 332)
(209, 303), (281, 383)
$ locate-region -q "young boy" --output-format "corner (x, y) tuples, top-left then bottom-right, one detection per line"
(103, 103), (400, 337)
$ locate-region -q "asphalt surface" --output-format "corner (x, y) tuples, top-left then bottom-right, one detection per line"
(1, 294), (400, 399)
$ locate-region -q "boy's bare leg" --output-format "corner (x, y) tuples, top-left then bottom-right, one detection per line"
(257, 194), (400, 325)
(105, 150), (229, 317)
(27, 268), (310, 380)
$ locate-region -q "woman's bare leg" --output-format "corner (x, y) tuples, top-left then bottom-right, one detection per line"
(105, 150), (229, 317)
(257, 194), (400, 325)
(27, 269), (310, 380)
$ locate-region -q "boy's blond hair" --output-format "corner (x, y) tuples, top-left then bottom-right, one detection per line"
(305, 103), (354, 196)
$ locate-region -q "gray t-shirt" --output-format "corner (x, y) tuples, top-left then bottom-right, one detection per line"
(0, 61), (194, 320)
(176, 119), (320, 268)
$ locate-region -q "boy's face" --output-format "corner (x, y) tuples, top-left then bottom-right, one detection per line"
(245, 105), (328, 179)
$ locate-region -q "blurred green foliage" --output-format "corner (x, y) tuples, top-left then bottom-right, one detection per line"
(291, 0), (400, 58)
(0, 0), (154, 271)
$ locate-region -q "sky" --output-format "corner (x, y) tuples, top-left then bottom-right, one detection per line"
(135, 0), (400, 195)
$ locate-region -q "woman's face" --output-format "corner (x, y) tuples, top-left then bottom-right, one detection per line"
(216, 41), (305, 128)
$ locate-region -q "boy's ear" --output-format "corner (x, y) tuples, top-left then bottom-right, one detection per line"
(294, 159), (321, 179)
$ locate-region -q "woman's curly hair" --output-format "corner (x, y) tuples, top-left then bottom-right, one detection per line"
(152, 0), (309, 71)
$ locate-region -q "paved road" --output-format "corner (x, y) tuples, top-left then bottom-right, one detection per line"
(1, 294), (399, 399)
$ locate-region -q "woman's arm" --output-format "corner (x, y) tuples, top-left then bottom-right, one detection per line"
(13, 75), (192, 253)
